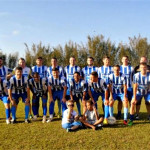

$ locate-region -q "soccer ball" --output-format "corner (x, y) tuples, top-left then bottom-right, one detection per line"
(107, 116), (116, 125)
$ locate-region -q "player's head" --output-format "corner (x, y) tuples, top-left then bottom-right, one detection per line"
(33, 72), (40, 82)
(103, 55), (110, 66)
(69, 56), (76, 66)
(0, 57), (3, 67)
(140, 62), (147, 74)
(87, 57), (94, 66)
(90, 71), (98, 82)
(86, 100), (94, 111)
(36, 56), (43, 66)
(15, 66), (22, 79)
(18, 58), (26, 68)
(51, 57), (57, 66)
(113, 65), (120, 76)
(73, 72), (80, 82)
(122, 56), (129, 66)
(67, 100), (74, 110)
(140, 56), (147, 63)
(52, 68), (59, 79)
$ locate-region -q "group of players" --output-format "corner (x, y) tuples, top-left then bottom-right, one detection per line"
(0, 55), (150, 128)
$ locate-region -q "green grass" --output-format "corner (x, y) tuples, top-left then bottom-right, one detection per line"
(0, 99), (149, 150)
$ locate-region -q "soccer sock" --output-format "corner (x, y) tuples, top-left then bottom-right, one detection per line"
(5, 108), (10, 119)
(25, 105), (29, 119)
(76, 102), (81, 116)
(11, 106), (16, 120)
(49, 101), (54, 115)
(104, 105), (109, 119)
(42, 103), (47, 116)
(57, 100), (61, 114)
(109, 106), (113, 117)
(124, 107), (128, 120)
(130, 114), (134, 121)
(117, 111), (121, 116)
(32, 104), (37, 115)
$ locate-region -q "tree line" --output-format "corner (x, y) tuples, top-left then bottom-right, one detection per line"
(1, 34), (150, 69)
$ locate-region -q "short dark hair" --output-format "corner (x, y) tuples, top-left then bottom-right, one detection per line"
(140, 62), (147, 67)
(33, 72), (39, 77)
(52, 68), (59, 72)
(19, 57), (25, 61)
(86, 100), (94, 105)
(113, 65), (120, 69)
(103, 55), (110, 60)
(37, 56), (43, 60)
(122, 56), (129, 59)
(51, 57), (57, 61)
(70, 56), (76, 60)
(87, 56), (94, 61)
(91, 71), (98, 77)
(74, 71), (80, 76)
(15, 66), (22, 71)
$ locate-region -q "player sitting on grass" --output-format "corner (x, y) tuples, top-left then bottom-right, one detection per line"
(62, 100), (82, 132)
(70, 71), (86, 116)
(128, 63), (150, 126)
(28, 72), (48, 123)
(108, 65), (128, 125)
(80, 100), (103, 130)
(0, 78), (11, 124)
(8, 67), (30, 123)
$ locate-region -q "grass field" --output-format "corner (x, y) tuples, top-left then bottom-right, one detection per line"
(0, 99), (149, 150)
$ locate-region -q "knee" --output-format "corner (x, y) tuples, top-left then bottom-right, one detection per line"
(42, 103), (47, 107)
(42, 95), (47, 99)
(145, 101), (150, 105)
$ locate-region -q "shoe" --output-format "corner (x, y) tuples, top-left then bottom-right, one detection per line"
(128, 120), (133, 126)
(147, 115), (150, 120)
(42, 116), (46, 123)
(116, 114), (121, 120)
(29, 114), (33, 119)
(66, 128), (72, 132)
(123, 120), (128, 125)
(103, 118), (108, 125)
(32, 115), (37, 121)
(134, 114), (140, 120)
(97, 123), (103, 129)
(25, 119), (30, 123)
(6, 119), (10, 124)
(11, 119), (17, 124)
(57, 113), (61, 119)
(46, 118), (53, 123)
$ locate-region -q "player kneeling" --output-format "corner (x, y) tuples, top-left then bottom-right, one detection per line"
(62, 100), (82, 132)
(80, 100), (103, 130)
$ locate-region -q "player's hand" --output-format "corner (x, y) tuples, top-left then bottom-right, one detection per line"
(49, 98), (54, 103)
(25, 98), (30, 103)
(93, 105), (96, 110)
(11, 99), (16, 106)
(62, 97), (66, 103)
(132, 97), (137, 105)
(104, 99), (109, 105)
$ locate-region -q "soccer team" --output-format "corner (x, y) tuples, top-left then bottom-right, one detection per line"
(0, 55), (150, 131)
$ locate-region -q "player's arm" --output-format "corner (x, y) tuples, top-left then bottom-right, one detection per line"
(93, 105), (99, 120)
(88, 90), (95, 104)
(48, 85), (54, 103)
(62, 86), (67, 103)
(132, 83), (138, 104)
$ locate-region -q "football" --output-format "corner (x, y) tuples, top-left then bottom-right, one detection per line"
(107, 116), (116, 125)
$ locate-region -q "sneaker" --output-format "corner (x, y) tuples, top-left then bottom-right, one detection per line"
(42, 116), (47, 123)
(66, 128), (72, 132)
(128, 120), (133, 126)
(46, 118), (53, 123)
(11, 119), (17, 124)
(25, 119), (30, 123)
(32, 115), (37, 121)
(6, 119), (10, 124)
(116, 114), (121, 120)
(103, 118), (108, 125)
(123, 120), (128, 125)
(147, 115), (150, 120)
(135, 114), (140, 120)
(29, 114), (33, 119)
(97, 123), (103, 129)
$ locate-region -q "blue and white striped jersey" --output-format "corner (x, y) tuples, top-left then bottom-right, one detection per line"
(0, 79), (8, 97)
(28, 77), (47, 96)
(82, 66), (98, 83)
(64, 65), (81, 84)
(88, 78), (108, 93)
(98, 66), (113, 84)
(8, 75), (28, 94)
(48, 76), (67, 91)
(32, 65), (47, 78)
(70, 79), (86, 97)
(47, 66), (64, 77)
(120, 65), (134, 88)
(0, 66), (12, 80)
(108, 73), (127, 94)
(133, 72), (150, 95)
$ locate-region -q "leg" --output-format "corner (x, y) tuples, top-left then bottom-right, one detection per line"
(117, 100), (122, 119)
(93, 117), (104, 126)
(76, 99), (81, 116)
(109, 100), (114, 117)
(42, 95), (47, 123)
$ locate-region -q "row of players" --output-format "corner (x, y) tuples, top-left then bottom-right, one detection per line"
(0, 55), (150, 126)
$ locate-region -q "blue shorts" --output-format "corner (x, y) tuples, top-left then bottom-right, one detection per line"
(127, 88), (133, 101)
(62, 121), (82, 129)
(52, 90), (63, 101)
(12, 93), (27, 104)
(32, 96), (47, 104)
(135, 94), (150, 104)
(0, 96), (10, 104)
(113, 93), (124, 102)
(91, 91), (105, 102)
